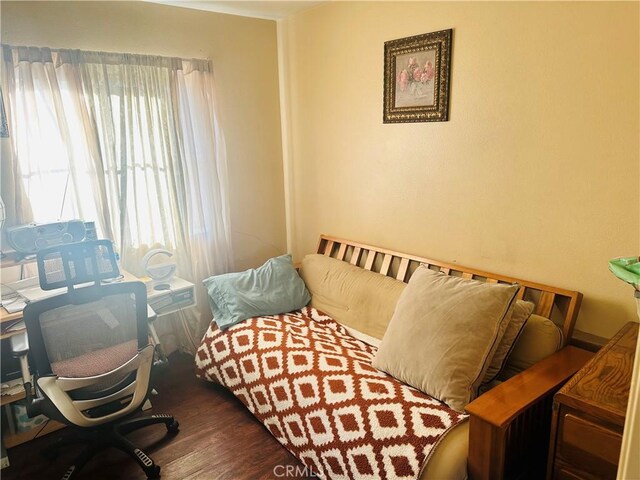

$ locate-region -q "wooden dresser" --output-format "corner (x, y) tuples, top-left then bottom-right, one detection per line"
(547, 321), (638, 480)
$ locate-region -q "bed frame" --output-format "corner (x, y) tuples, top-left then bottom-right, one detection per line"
(316, 234), (592, 480)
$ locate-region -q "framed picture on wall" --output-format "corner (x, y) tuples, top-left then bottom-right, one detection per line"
(383, 29), (453, 123)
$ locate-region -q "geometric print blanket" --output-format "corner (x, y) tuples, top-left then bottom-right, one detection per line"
(195, 307), (468, 480)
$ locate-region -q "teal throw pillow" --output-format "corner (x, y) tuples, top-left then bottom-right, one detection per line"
(203, 254), (311, 330)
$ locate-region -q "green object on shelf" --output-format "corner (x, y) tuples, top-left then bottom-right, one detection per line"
(609, 256), (640, 290)
(11, 401), (47, 432)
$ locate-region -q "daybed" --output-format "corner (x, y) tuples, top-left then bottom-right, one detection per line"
(195, 235), (591, 480)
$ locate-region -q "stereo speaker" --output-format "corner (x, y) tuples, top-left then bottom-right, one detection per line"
(7, 220), (87, 255)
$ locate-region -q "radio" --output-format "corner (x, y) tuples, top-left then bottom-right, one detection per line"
(7, 220), (88, 255)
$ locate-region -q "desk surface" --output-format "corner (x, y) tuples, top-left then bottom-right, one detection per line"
(0, 270), (140, 338)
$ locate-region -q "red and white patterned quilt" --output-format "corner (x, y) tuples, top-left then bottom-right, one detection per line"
(195, 307), (468, 480)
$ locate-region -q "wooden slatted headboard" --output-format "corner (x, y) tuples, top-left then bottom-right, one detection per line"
(316, 234), (582, 346)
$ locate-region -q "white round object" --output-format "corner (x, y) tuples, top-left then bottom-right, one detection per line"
(142, 249), (176, 283)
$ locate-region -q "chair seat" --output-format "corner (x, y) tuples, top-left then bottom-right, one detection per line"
(51, 339), (138, 378)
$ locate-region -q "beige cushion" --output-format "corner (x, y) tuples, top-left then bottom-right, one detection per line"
(372, 266), (519, 412)
(419, 419), (469, 480)
(482, 300), (535, 383)
(298, 254), (406, 339)
(500, 314), (563, 379)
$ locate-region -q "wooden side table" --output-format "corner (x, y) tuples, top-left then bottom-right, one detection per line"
(547, 322), (638, 480)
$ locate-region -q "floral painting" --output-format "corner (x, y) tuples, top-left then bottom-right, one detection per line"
(394, 50), (437, 108)
(383, 29), (453, 123)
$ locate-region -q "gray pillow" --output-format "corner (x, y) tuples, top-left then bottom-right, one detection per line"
(481, 300), (535, 384)
(500, 314), (563, 380)
(372, 266), (518, 412)
(203, 254), (311, 330)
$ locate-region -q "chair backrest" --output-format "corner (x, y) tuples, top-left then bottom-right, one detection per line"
(26, 282), (149, 380)
(36, 239), (119, 291)
(23, 241), (154, 427)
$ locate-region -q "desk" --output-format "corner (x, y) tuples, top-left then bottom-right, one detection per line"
(141, 276), (197, 358)
(0, 270), (140, 340)
(145, 276), (196, 315)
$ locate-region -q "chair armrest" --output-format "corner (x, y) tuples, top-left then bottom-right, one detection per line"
(10, 331), (33, 390)
(10, 331), (29, 357)
(466, 346), (593, 480)
(147, 305), (158, 323)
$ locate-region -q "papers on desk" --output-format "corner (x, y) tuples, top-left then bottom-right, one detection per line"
(1, 378), (24, 397)
(2, 276), (64, 315)
(1, 271), (144, 319)
(1, 320), (25, 336)
(18, 285), (60, 303)
(2, 299), (27, 314)
(0, 284), (28, 314)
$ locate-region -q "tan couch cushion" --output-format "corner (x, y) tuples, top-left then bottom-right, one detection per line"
(372, 266), (519, 412)
(298, 254), (406, 339)
(419, 420), (469, 480)
(501, 314), (563, 379)
(482, 300), (535, 384)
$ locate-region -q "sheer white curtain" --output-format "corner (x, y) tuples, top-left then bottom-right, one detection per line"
(2, 45), (234, 352)
(172, 62), (234, 345)
(1, 47), (111, 233)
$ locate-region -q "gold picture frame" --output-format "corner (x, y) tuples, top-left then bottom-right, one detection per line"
(383, 29), (453, 123)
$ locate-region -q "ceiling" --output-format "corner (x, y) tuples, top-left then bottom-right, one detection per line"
(147, 1), (325, 20)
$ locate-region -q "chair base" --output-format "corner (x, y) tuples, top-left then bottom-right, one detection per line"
(43, 413), (179, 480)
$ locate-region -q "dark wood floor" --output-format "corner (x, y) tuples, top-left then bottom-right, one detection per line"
(3, 353), (312, 479)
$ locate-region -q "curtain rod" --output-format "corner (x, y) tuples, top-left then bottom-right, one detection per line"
(2, 44), (211, 71)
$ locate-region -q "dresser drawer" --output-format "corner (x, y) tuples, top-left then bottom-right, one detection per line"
(555, 413), (622, 479)
(555, 467), (585, 480)
(561, 413), (622, 465)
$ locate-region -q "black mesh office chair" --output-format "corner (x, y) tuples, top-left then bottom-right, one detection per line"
(12, 240), (179, 479)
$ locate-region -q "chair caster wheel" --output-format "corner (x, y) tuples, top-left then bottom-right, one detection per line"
(41, 450), (58, 461)
(146, 465), (161, 479)
(167, 420), (179, 434)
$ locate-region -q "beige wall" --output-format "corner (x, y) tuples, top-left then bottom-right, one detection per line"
(1, 1), (286, 271)
(3, 1), (638, 338)
(281, 1), (640, 338)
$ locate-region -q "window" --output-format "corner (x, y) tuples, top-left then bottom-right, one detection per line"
(3, 45), (233, 352)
